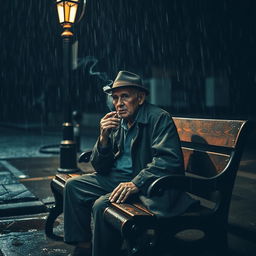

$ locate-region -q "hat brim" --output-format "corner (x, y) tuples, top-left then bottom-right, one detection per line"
(104, 84), (149, 95)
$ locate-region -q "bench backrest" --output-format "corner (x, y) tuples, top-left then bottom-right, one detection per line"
(173, 117), (247, 177)
(173, 117), (248, 202)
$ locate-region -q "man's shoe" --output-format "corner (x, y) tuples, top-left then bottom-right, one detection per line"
(72, 246), (91, 256)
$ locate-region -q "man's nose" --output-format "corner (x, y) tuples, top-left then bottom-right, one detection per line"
(116, 97), (124, 106)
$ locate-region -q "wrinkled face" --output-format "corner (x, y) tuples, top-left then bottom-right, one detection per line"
(112, 88), (145, 122)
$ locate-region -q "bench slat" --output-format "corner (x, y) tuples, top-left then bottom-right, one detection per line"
(104, 206), (131, 232)
(132, 203), (155, 216)
(54, 173), (80, 185)
(104, 204), (156, 237)
(111, 202), (154, 217)
(173, 117), (246, 148)
(182, 147), (230, 177)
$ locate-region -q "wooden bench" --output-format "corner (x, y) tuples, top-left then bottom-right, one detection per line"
(45, 117), (249, 255)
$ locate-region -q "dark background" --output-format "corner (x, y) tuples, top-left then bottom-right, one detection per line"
(0, 0), (256, 126)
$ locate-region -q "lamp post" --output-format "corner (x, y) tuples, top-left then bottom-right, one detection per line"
(55, 0), (80, 173)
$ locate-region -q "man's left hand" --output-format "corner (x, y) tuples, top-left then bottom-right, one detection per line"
(109, 182), (139, 204)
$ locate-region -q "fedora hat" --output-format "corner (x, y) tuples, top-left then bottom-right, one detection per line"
(103, 71), (149, 95)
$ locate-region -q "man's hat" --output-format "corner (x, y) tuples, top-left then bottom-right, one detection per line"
(103, 71), (149, 95)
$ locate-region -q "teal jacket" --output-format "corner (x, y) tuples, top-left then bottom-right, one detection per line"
(90, 102), (184, 195)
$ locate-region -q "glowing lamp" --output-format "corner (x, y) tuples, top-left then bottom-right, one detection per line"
(56, 0), (80, 36)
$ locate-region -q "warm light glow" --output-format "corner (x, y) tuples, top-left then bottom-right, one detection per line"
(57, 2), (65, 23)
(69, 2), (78, 23)
(56, 0), (79, 25)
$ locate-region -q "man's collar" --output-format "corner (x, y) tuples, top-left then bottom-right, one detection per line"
(121, 102), (149, 129)
(134, 102), (149, 124)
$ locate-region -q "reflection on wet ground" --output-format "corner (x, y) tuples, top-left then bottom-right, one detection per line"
(0, 213), (74, 256)
(0, 127), (96, 159)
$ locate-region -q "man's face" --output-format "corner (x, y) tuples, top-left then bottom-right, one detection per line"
(112, 88), (145, 121)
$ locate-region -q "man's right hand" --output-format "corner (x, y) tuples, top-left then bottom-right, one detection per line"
(99, 111), (120, 147)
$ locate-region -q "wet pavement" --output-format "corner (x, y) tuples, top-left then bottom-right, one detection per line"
(0, 126), (256, 255)
(0, 126), (96, 159)
(0, 212), (74, 256)
(0, 126), (96, 256)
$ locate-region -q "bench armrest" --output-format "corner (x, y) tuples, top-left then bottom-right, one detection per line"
(78, 150), (92, 163)
(147, 175), (218, 197)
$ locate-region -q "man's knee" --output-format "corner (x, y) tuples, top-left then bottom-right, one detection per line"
(92, 194), (110, 216)
(64, 176), (81, 195)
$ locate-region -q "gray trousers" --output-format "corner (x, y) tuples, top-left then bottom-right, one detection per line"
(63, 172), (131, 256)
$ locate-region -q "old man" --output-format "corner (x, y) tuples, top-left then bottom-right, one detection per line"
(63, 70), (195, 256)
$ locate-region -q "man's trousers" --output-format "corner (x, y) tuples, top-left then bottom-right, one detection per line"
(63, 172), (131, 256)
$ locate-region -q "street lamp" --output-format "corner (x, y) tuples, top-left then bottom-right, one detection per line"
(55, 0), (81, 173)
(56, 0), (79, 37)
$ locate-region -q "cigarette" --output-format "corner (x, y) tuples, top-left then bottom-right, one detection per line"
(115, 112), (121, 118)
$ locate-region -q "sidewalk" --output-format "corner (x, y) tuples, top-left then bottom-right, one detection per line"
(0, 126), (97, 255)
(0, 127), (256, 255)
(0, 156), (74, 256)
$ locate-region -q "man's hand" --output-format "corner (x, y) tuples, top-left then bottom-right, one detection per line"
(99, 111), (120, 147)
(109, 182), (139, 203)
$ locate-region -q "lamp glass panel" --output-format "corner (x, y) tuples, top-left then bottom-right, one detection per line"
(57, 2), (65, 23)
(64, 1), (71, 23)
(69, 3), (78, 23)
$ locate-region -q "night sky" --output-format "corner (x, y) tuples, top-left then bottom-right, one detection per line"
(0, 0), (256, 124)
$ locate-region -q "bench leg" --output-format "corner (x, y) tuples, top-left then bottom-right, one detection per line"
(45, 191), (64, 241)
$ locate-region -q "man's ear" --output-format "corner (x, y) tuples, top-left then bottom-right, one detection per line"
(138, 92), (146, 105)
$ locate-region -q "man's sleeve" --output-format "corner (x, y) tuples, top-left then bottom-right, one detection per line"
(90, 137), (115, 173)
(132, 113), (184, 195)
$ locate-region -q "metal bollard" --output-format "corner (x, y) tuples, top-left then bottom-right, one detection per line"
(58, 122), (79, 173)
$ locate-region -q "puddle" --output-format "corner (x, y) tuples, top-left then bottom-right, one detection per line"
(0, 231), (73, 256)
(0, 215), (60, 234)
(0, 214), (72, 256)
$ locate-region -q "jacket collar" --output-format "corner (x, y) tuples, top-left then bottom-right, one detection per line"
(135, 102), (150, 124)
(121, 101), (149, 128)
